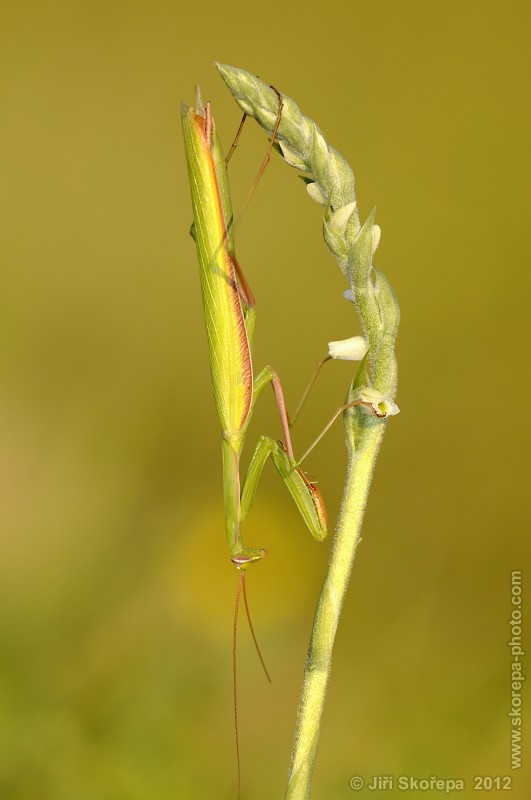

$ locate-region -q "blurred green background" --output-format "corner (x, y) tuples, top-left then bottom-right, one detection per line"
(1, 1), (529, 798)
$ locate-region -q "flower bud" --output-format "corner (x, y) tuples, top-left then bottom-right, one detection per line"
(328, 336), (368, 361)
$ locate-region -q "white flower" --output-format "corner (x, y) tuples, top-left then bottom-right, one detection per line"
(357, 387), (400, 417)
(328, 336), (368, 361)
(327, 291), (368, 360)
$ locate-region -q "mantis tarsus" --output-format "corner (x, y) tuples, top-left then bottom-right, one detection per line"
(181, 88), (327, 795)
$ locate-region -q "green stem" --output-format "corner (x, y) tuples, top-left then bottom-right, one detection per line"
(286, 419), (384, 799)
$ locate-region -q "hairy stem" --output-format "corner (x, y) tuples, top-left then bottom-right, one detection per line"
(286, 418), (384, 798)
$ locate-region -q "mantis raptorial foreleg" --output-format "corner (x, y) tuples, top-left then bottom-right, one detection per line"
(240, 435), (326, 539)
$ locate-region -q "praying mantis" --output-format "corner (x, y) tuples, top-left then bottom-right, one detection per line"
(181, 90), (328, 571)
(182, 86), (327, 794)
(181, 87), (328, 795)
(181, 82), (393, 796)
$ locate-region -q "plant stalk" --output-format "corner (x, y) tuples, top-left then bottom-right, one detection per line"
(286, 418), (385, 799)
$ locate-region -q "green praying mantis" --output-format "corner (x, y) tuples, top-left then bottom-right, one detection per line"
(181, 90), (329, 567)
(181, 88), (329, 794)
(181, 83), (394, 796)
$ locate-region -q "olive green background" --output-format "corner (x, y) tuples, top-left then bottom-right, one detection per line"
(1, 1), (529, 798)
